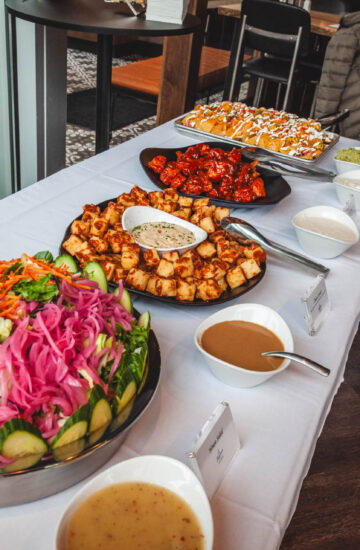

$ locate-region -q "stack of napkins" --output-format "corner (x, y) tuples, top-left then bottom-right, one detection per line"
(146, 0), (190, 24)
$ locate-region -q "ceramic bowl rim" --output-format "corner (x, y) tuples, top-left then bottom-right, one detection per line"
(291, 205), (359, 245)
(122, 205), (207, 253)
(194, 303), (294, 377)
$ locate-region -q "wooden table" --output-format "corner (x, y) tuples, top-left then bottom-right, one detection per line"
(218, 3), (340, 37)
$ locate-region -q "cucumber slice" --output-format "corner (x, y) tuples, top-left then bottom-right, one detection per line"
(54, 254), (78, 274)
(137, 344), (148, 394)
(111, 396), (136, 431)
(52, 438), (86, 462)
(51, 404), (89, 450)
(114, 287), (133, 314)
(2, 452), (44, 473)
(0, 419), (47, 459)
(87, 422), (110, 446)
(88, 385), (112, 433)
(138, 311), (150, 330)
(83, 261), (108, 292)
(112, 367), (137, 414)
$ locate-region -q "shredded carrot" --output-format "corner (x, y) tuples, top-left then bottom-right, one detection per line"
(0, 254), (91, 319)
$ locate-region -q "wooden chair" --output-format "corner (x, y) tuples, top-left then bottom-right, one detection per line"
(111, 46), (234, 100)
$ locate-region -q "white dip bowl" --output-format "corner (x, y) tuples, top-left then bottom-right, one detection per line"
(194, 303), (294, 388)
(334, 169), (360, 210)
(55, 455), (213, 550)
(334, 147), (360, 174)
(122, 205), (207, 254)
(292, 205), (359, 259)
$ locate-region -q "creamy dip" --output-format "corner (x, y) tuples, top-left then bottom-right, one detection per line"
(295, 215), (357, 243)
(335, 175), (360, 190)
(66, 481), (205, 550)
(131, 222), (195, 248)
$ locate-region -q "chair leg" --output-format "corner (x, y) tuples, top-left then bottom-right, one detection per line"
(275, 83), (282, 110)
(253, 78), (264, 107)
(283, 26), (303, 111)
(309, 82), (318, 119)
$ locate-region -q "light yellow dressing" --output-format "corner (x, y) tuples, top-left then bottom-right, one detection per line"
(131, 222), (195, 248)
(66, 481), (205, 550)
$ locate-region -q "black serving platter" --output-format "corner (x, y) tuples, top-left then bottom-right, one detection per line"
(139, 142), (291, 208)
(60, 197), (266, 307)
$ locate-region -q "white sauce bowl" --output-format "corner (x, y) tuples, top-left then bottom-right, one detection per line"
(55, 455), (213, 550)
(122, 205), (207, 254)
(194, 303), (294, 388)
(334, 147), (360, 174)
(334, 169), (360, 210)
(292, 205), (359, 259)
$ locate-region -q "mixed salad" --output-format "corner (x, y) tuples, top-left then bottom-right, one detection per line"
(0, 252), (150, 469)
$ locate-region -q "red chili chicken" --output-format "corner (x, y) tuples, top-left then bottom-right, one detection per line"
(147, 144), (266, 202)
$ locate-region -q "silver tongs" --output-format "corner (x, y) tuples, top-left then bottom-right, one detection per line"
(221, 217), (330, 276)
(241, 147), (336, 182)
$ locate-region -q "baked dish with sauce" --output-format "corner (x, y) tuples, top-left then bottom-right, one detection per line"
(181, 101), (334, 160)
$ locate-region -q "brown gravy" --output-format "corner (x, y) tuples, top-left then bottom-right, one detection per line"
(201, 320), (284, 372)
(66, 481), (205, 550)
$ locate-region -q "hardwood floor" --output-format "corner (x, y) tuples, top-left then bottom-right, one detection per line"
(281, 327), (360, 549)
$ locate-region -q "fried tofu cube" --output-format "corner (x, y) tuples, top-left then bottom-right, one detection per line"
(101, 202), (120, 226)
(238, 259), (262, 279)
(126, 268), (150, 291)
(74, 242), (96, 268)
(90, 217), (108, 237)
(178, 196), (193, 208)
(199, 216), (216, 234)
(217, 277), (228, 293)
(113, 267), (128, 283)
(174, 256), (194, 278)
(88, 236), (109, 254)
(121, 244), (140, 270)
(202, 258), (228, 280)
(243, 245), (266, 265)
(164, 188), (179, 202)
(71, 220), (90, 237)
(62, 235), (84, 256)
(148, 191), (164, 207)
(146, 276), (176, 297)
(83, 204), (100, 218)
(209, 230), (226, 243)
(190, 211), (202, 225)
(172, 208), (191, 221)
(162, 251), (179, 263)
(217, 239), (240, 263)
(156, 199), (177, 213)
(143, 248), (160, 268)
(99, 261), (116, 281)
(130, 185), (148, 201)
(196, 240), (216, 259)
(182, 249), (198, 262)
(176, 279), (196, 302)
(196, 279), (222, 301)
(193, 198), (210, 209)
(117, 193), (136, 207)
(226, 265), (247, 289)
(156, 259), (174, 277)
(197, 205), (216, 218)
(105, 230), (125, 253)
(214, 207), (230, 224)
(193, 257), (204, 279)
(113, 222), (124, 232)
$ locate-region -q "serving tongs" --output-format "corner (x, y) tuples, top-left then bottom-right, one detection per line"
(221, 217), (330, 276)
(241, 147), (336, 182)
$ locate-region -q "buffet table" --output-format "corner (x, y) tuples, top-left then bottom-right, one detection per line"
(0, 121), (359, 549)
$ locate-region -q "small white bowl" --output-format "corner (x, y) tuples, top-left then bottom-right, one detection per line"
(194, 303), (294, 388)
(55, 455), (213, 550)
(334, 147), (360, 174)
(334, 169), (360, 210)
(122, 205), (207, 254)
(292, 205), (359, 259)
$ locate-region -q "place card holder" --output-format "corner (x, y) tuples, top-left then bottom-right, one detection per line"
(302, 273), (330, 336)
(187, 402), (240, 499)
(343, 193), (357, 221)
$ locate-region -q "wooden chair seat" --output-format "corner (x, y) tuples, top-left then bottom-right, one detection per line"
(111, 46), (232, 95)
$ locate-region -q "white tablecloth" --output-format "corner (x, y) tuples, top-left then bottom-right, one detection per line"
(0, 122), (359, 550)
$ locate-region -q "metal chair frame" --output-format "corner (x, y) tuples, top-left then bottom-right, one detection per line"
(224, 14), (304, 111)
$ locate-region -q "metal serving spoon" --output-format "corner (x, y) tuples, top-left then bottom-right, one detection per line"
(241, 148), (336, 182)
(221, 216), (330, 276)
(262, 351), (330, 377)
